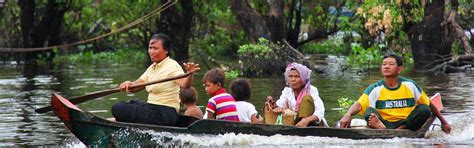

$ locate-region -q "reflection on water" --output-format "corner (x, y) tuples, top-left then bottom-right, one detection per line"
(0, 56), (473, 146)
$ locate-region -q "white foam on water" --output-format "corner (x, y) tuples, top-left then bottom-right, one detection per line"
(426, 112), (474, 145)
(140, 111), (474, 146)
(143, 131), (434, 147)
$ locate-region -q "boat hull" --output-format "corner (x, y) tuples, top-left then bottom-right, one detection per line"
(50, 93), (434, 146)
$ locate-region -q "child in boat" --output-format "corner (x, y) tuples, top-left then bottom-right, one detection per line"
(203, 68), (239, 121)
(230, 78), (263, 123)
(179, 87), (203, 119)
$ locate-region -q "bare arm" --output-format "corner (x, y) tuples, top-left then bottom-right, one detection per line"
(250, 114), (264, 123)
(175, 62), (200, 89)
(119, 79), (146, 93)
(430, 103), (451, 134)
(338, 102), (362, 128)
(295, 115), (319, 127)
(206, 111), (214, 120)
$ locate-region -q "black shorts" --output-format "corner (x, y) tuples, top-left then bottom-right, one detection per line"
(111, 100), (178, 126)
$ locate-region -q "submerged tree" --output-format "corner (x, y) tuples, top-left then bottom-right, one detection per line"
(354, 0), (472, 72)
(405, 0), (472, 72)
(156, 0), (194, 63)
(229, 0), (341, 75)
(230, 0), (337, 47)
(18, 0), (71, 63)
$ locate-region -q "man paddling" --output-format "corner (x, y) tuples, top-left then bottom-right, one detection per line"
(111, 34), (200, 126)
(338, 53), (451, 134)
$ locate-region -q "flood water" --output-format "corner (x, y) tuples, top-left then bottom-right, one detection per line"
(0, 55), (473, 147)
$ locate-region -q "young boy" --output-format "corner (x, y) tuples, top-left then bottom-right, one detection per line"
(203, 68), (239, 121)
(179, 87), (203, 119)
(230, 78), (263, 123)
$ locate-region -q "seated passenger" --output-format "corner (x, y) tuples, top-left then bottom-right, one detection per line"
(203, 68), (239, 121)
(338, 53), (451, 133)
(179, 87), (203, 119)
(266, 62), (327, 127)
(230, 78), (263, 123)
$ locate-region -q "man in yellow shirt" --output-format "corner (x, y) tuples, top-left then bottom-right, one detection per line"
(111, 34), (200, 126)
(339, 53), (451, 133)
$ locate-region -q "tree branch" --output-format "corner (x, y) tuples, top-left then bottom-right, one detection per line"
(282, 39), (304, 58)
(296, 29), (336, 47)
(442, 0), (472, 54)
(230, 0), (269, 43)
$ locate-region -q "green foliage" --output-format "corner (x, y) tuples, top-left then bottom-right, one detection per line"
(190, 2), (248, 56)
(0, 0), (21, 46)
(341, 1), (423, 66)
(190, 27), (247, 56)
(237, 38), (290, 76)
(304, 5), (328, 30)
(5, 0), (469, 68)
(337, 97), (355, 114)
(237, 38), (272, 56)
(337, 97), (354, 109)
(451, 40), (465, 55)
(346, 42), (414, 69)
(301, 34), (346, 55)
(62, 0), (160, 50)
(346, 43), (383, 68)
(225, 70), (240, 80)
(54, 48), (147, 65)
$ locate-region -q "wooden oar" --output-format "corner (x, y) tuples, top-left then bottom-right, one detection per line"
(35, 72), (192, 114)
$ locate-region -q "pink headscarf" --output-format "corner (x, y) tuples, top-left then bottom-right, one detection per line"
(284, 62), (312, 112)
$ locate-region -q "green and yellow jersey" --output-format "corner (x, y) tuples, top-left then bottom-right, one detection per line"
(357, 77), (430, 122)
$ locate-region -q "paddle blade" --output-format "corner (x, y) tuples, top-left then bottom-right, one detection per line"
(35, 72), (192, 114)
(35, 106), (52, 114)
(34, 89), (120, 114)
(430, 93), (443, 111)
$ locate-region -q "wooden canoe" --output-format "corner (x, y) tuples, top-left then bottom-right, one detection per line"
(50, 93), (435, 146)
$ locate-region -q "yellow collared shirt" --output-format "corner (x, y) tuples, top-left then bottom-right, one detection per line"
(139, 57), (184, 110)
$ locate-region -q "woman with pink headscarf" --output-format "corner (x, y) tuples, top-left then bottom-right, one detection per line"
(267, 62), (326, 127)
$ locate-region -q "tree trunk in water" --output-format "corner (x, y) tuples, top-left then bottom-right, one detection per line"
(444, 0), (472, 54)
(18, 0), (35, 60)
(18, 0), (69, 63)
(285, 0), (302, 47)
(156, 0), (194, 63)
(267, 0), (285, 43)
(408, 0), (453, 71)
(230, 0), (269, 43)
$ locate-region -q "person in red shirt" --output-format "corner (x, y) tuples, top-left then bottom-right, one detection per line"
(203, 68), (239, 121)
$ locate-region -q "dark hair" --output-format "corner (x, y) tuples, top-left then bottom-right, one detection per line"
(230, 78), (251, 101)
(180, 87), (198, 105)
(203, 68), (226, 86)
(383, 53), (403, 66)
(151, 33), (172, 52)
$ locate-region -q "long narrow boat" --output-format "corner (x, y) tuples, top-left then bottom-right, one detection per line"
(50, 93), (436, 146)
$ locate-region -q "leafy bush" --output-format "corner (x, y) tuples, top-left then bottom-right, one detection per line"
(225, 70), (240, 81)
(301, 34), (346, 55)
(190, 27), (246, 56)
(237, 38), (277, 76)
(54, 48), (147, 65)
(237, 38), (303, 77)
(346, 43), (383, 69)
(337, 97), (355, 114)
(237, 38), (272, 56)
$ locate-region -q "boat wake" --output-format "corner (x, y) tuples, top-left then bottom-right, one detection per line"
(64, 111), (474, 147)
(426, 111), (474, 145)
(142, 111), (474, 147)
